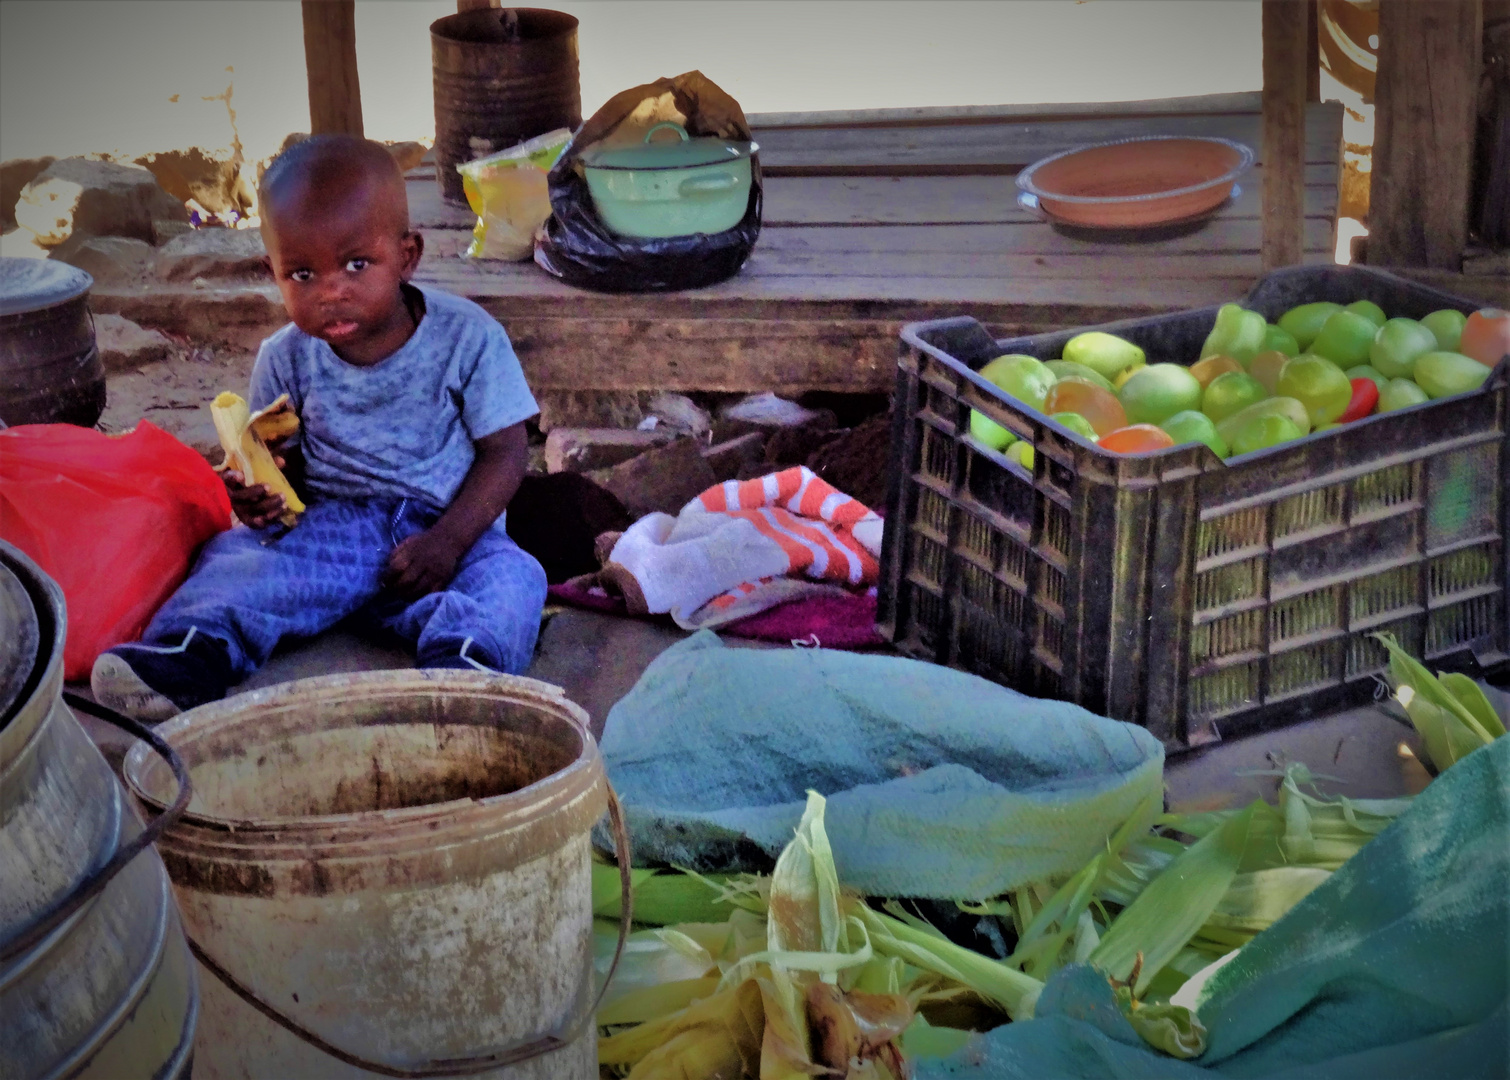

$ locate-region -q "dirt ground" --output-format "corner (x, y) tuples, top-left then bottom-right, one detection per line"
(98, 344), (258, 466)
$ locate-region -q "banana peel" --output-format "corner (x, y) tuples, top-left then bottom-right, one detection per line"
(210, 391), (305, 528)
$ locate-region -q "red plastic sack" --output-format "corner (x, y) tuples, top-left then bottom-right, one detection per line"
(0, 422), (231, 681)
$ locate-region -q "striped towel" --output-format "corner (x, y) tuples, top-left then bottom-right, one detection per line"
(603, 467), (884, 631)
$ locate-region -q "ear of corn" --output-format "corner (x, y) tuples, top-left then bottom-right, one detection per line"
(210, 391), (304, 527)
(1374, 633), (1505, 773)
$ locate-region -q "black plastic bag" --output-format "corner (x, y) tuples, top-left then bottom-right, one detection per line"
(533, 71), (762, 292)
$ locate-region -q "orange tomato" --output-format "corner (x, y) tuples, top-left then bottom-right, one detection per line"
(1099, 424), (1177, 454)
(1041, 379), (1128, 436)
(1459, 308), (1510, 367)
(1189, 354), (1245, 389)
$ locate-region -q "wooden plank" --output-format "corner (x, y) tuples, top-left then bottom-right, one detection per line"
(1368, 0), (1483, 268)
(1263, 0), (1311, 270)
(1308, 0), (1322, 103)
(301, 1), (363, 137)
(747, 92), (1267, 130)
(750, 106), (1344, 174)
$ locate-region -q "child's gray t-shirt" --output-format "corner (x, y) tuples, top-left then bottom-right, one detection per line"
(248, 284), (537, 508)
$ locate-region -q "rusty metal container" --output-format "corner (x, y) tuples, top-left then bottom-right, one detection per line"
(123, 670), (614, 1079)
(0, 258), (105, 428)
(431, 8), (582, 206)
(0, 539), (197, 1079)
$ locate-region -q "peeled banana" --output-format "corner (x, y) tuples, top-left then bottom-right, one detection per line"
(210, 391), (305, 528)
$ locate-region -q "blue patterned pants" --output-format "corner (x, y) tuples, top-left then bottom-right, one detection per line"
(144, 497), (547, 678)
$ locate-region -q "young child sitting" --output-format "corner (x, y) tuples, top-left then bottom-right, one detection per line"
(92, 135), (547, 721)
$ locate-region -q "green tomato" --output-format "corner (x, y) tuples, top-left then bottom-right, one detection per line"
(1370, 317), (1438, 379)
(1228, 413), (1305, 456)
(969, 409), (1018, 451)
(1201, 371), (1269, 424)
(1311, 310), (1380, 367)
(1007, 441), (1036, 470)
(1278, 302), (1344, 351)
(1062, 332), (1146, 380)
(1050, 411), (1099, 439)
(1044, 360), (1116, 393)
(1414, 351), (1493, 399)
(1200, 303), (1268, 364)
(1262, 323), (1302, 358)
(979, 353), (1056, 412)
(1421, 309), (1468, 352)
(1215, 396), (1312, 447)
(1277, 354), (1352, 427)
(1345, 365), (1389, 393)
(1344, 299), (1387, 328)
(1160, 410), (1229, 458)
(1119, 363), (1204, 425)
(1378, 378), (1431, 412)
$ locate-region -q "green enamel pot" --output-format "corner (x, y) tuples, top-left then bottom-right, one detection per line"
(580, 122), (757, 239)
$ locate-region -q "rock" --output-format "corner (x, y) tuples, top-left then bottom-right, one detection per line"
(505, 473), (632, 584)
(806, 411), (894, 511)
(642, 392), (712, 437)
(14, 158), (188, 247)
(702, 431), (766, 481)
(153, 219), (195, 245)
(94, 314), (173, 373)
(0, 229), (49, 260)
(49, 234), (156, 285)
(155, 228), (268, 282)
(1, 156), (55, 230)
(765, 424), (843, 468)
(537, 390), (645, 432)
(591, 437), (718, 519)
(544, 427), (674, 474)
(135, 147), (255, 219)
(386, 141), (428, 173)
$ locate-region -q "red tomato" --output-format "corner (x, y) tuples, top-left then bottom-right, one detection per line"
(1460, 308), (1510, 367)
(1098, 424), (1176, 454)
(1339, 377), (1380, 423)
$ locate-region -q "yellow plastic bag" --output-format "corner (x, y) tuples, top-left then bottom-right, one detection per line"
(457, 128), (573, 261)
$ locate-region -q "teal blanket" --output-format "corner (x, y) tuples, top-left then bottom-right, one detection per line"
(598, 632), (1164, 899)
(918, 734), (1510, 1079)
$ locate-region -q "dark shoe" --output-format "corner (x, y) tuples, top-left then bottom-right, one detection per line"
(90, 628), (234, 721)
(419, 636), (501, 675)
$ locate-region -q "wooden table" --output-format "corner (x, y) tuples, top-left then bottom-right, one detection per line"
(408, 91), (1343, 397)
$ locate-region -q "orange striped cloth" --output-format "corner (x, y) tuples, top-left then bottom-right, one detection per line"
(602, 467), (884, 630)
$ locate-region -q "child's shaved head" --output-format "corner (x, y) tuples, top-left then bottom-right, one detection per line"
(259, 134), (410, 237)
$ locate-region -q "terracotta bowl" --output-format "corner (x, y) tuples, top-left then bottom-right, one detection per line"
(1016, 136), (1254, 229)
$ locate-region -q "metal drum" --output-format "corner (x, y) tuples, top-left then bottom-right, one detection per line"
(0, 539), (197, 1079)
(431, 7), (582, 206)
(0, 258), (105, 428)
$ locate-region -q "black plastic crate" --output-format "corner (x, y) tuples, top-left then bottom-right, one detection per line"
(878, 266), (1510, 749)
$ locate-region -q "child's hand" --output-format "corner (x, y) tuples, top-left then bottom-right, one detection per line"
(223, 468), (287, 529)
(385, 529), (464, 599)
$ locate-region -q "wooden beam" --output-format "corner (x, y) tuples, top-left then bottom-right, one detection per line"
(1262, 0), (1310, 271)
(301, 1), (363, 137)
(1369, 0), (1483, 269)
(1307, 0), (1322, 102)
(457, 0), (501, 10)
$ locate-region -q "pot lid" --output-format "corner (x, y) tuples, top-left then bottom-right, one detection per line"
(0, 257), (93, 318)
(0, 560), (40, 731)
(581, 122), (756, 172)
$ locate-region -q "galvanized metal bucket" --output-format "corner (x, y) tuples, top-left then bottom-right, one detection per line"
(124, 670), (630, 1080)
(0, 539), (198, 1080)
(431, 8), (582, 206)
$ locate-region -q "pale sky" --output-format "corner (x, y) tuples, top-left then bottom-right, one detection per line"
(1, 0), (1263, 166)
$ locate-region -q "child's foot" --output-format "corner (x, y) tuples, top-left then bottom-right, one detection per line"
(419, 637), (501, 675)
(90, 628), (235, 722)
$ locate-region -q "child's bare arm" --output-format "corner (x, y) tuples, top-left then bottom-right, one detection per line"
(384, 421), (528, 598)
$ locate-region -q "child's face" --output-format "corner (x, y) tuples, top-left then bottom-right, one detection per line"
(262, 193), (424, 366)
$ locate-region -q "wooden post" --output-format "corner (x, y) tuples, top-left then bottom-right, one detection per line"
(1262, 0), (1310, 271)
(457, 0), (501, 11)
(1307, 0), (1322, 102)
(302, 1), (363, 137)
(1369, 0), (1483, 269)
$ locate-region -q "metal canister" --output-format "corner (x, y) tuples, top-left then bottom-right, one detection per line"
(431, 7), (582, 206)
(0, 258), (105, 428)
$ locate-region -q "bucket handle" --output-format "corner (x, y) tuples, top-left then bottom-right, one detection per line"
(186, 777), (637, 1077)
(0, 693), (194, 965)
